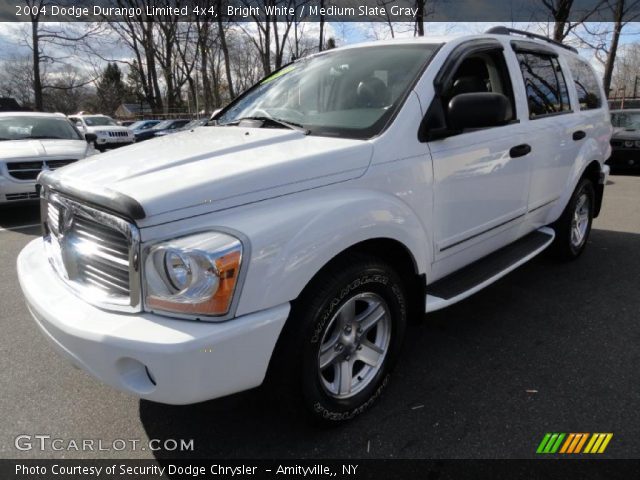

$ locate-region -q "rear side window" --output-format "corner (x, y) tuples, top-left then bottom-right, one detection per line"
(516, 52), (571, 118)
(565, 56), (602, 110)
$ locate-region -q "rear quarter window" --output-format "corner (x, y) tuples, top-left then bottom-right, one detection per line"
(565, 56), (602, 110)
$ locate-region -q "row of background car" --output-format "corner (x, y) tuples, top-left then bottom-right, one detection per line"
(0, 111), (215, 205)
(69, 113), (213, 152)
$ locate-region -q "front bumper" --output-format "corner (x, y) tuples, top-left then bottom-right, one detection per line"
(0, 176), (38, 203)
(17, 238), (289, 405)
(606, 149), (640, 169)
(95, 137), (135, 147)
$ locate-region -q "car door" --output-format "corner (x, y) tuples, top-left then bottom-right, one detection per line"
(425, 42), (533, 269)
(507, 43), (579, 216)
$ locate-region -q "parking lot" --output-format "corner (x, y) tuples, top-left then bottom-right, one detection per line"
(0, 173), (639, 460)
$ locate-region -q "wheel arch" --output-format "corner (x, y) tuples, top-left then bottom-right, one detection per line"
(546, 158), (605, 224)
(293, 237), (426, 313)
(581, 160), (604, 217)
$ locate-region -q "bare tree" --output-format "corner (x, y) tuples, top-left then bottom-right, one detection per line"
(217, 0), (235, 98)
(106, 0), (164, 111)
(23, 0), (101, 110)
(540, 0), (608, 41)
(0, 57), (36, 107)
(602, 0), (640, 95)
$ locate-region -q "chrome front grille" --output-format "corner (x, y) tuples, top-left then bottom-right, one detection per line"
(7, 159), (78, 180)
(42, 191), (141, 312)
(73, 216), (130, 295)
(108, 131), (129, 137)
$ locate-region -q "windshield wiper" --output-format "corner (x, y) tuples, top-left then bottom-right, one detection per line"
(224, 116), (310, 134)
(29, 136), (65, 140)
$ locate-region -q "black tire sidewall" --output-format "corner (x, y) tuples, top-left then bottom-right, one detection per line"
(566, 179), (595, 257)
(297, 261), (407, 422)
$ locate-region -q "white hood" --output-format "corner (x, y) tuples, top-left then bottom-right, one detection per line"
(48, 126), (373, 223)
(0, 139), (88, 162)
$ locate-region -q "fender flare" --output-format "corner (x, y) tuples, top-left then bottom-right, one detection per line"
(235, 189), (431, 316)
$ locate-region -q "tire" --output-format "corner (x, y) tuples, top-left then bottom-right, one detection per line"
(270, 253), (408, 423)
(551, 178), (595, 260)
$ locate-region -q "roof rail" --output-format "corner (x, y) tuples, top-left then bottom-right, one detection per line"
(485, 26), (578, 54)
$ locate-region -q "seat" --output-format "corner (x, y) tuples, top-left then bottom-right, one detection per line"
(30, 122), (57, 138)
(451, 76), (489, 96)
(355, 77), (390, 108)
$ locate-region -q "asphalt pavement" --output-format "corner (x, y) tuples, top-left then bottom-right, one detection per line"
(0, 174), (639, 460)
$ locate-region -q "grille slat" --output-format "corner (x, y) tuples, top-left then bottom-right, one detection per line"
(73, 238), (129, 268)
(7, 159), (78, 180)
(83, 263), (129, 289)
(81, 254), (130, 280)
(74, 219), (129, 245)
(74, 228), (129, 255)
(83, 270), (130, 294)
(107, 131), (129, 137)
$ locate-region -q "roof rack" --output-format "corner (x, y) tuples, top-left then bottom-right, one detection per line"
(485, 26), (578, 54)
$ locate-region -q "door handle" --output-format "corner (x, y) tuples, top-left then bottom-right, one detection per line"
(572, 130), (587, 142)
(573, 130), (586, 141)
(509, 144), (531, 158)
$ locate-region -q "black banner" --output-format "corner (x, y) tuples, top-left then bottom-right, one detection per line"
(2, 0), (636, 22)
(2, 459), (640, 480)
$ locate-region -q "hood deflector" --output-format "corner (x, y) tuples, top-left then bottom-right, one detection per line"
(38, 170), (146, 220)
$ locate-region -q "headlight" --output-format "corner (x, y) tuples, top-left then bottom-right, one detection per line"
(634, 140), (640, 148)
(144, 232), (243, 318)
(625, 140), (634, 148)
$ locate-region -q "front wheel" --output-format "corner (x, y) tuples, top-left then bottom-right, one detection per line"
(272, 254), (408, 422)
(551, 178), (595, 260)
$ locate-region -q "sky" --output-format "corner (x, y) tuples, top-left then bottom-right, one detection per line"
(1, 21), (639, 76)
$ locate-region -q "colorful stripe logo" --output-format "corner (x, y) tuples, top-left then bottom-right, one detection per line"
(536, 433), (613, 454)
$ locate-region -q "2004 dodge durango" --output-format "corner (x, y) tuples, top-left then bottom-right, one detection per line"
(18, 28), (612, 422)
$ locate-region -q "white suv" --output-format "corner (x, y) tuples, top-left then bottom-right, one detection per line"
(0, 112), (95, 204)
(18, 28), (611, 422)
(69, 114), (134, 152)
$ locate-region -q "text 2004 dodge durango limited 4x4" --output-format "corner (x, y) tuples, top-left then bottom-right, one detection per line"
(18, 28), (611, 422)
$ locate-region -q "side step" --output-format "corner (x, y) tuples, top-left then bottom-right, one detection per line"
(425, 227), (555, 313)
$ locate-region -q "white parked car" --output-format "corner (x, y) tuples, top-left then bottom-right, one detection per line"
(0, 112), (95, 204)
(69, 114), (134, 152)
(18, 28), (611, 422)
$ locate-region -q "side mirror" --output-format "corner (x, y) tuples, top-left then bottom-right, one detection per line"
(447, 92), (511, 131)
(85, 133), (97, 143)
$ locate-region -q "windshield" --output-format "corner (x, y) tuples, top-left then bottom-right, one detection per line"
(152, 120), (173, 130)
(0, 116), (82, 141)
(83, 116), (117, 126)
(131, 120), (159, 131)
(611, 112), (640, 130)
(217, 44), (439, 139)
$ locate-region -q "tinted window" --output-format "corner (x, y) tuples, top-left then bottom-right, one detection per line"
(565, 56), (602, 110)
(83, 116), (117, 126)
(516, 52), (570, 118)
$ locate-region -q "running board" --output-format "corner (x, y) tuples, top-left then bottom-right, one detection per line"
(425, 227), (555, 313)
